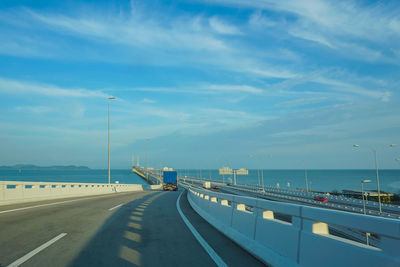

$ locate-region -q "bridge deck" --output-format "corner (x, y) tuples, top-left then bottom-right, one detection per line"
(0, 189), (265, 266)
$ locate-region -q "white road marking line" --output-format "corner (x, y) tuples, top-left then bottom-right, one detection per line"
(176, 190), (228, 267)
(0, 192), (137, 215)
(109, 203), (124, 211)
(7, 233), (67, 267)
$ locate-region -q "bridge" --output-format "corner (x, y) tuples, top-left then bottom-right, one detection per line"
(1, 168), (399, 267)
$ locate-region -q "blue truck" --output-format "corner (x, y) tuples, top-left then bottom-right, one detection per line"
(162, 170), (178, 191)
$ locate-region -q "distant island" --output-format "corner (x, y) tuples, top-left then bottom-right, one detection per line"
(0, 164), (91, 170)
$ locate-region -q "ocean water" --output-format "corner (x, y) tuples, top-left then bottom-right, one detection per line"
(178, 169), (400, 194)
(1, 169), (399, 194)
(0, 169), (148, 185)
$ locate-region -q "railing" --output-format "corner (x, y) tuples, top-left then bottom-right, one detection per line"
(0, 181), (162, 206)
(186, 185), (400, 267)
(230, 183), (400, 218)
(181, 176), (400, 219)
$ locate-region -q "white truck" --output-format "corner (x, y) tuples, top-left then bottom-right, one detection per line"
(203, 181), (211, 189)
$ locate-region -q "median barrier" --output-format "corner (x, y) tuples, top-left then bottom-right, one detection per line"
(0, 181), (162, 206)
(186, 186), (400, 267)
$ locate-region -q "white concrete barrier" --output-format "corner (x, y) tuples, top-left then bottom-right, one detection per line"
(0, 181), (162, 206)
(186, 186), (400, 267)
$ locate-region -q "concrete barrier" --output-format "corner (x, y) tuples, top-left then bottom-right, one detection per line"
(0, 181), (162, 206)
(186, 186), (400, 267)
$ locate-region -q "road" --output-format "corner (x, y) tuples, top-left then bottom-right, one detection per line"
(0, 189), (265, 266)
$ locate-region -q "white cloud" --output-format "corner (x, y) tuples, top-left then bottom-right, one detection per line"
(209, 17), (242, 35)
(123, 83), (264, 95)
(206, 84), (263, 94)
(248, 12), (277, 28)
(275, 97), (328, 108)
(313, 77), (392, 102)
(0, 77), (108, 98)
(14, 105), (53, 114)
(208, 0), (400, 62)
(25, 9), (228, 52)
(141, 98), (156, 104)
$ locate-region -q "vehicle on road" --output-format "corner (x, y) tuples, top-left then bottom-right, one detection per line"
(162, 169), (178, 191)
(314, 196), (328, 202)
(203, 181), (211, 189)
(212, 186), (219, 190)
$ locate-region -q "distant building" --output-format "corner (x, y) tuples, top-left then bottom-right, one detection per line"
(236, 168), (249, 175)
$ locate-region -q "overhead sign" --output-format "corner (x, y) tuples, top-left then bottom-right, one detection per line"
(219, 166), (232, 175)
(219, 167), (248, 175)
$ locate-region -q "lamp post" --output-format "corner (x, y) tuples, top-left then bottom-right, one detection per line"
(145, 138), (150, 179)
(361, 179), (372, 245)
(107, 96), (116, 184)
(305, 169), (309, 191)
(249, 155), (269, 192)
(353, 144), (396, 214)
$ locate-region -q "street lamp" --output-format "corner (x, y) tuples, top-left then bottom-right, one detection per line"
(145, 138), (150, 179)
(305, 169), (309, 191)
(353, 144), (396, 214)
(248, 155), (267, 191)
(361, 179), (371, 245)
(107, 96), (116, 184)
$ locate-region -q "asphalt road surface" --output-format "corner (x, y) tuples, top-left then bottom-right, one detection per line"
(0, 189), (265, 266)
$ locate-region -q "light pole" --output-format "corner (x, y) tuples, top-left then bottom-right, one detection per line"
(260, 157), (265, 192)
(305, 169), (309, 191)
(361, 179), (371, 245)
(107, 96), (116, 184)
(249, 155), (268, 191)
(145, 138), (150, 179)
(353, 144), (396, 214)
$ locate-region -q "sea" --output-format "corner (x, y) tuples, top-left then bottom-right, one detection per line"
(1, 169), (399, 194)
(177, 169), (400, 194)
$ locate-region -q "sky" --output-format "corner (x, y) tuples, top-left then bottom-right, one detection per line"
(0, 0), (399, 169)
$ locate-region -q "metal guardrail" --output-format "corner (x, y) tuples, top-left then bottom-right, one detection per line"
(186, 185), (400, 267)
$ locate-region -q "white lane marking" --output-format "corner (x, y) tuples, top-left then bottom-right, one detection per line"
(0, 192), (138, 215)
(109, 203), (124, 211)
(176, 190), (228, 267)
(7, 233), (67, 267)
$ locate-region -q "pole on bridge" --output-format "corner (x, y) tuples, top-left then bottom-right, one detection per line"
(107, 96), (116, 184)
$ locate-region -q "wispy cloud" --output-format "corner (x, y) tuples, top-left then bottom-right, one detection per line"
(24, 8), (228, 52)
(0, 77), (108, 98)
(207, 0), (400, 63)
(122, 83), (264, 96)
(141, 98), (156, 104)
(274, 97), (328, 108)
(14, 105), (53, 114)
(209, 17), (242, 35)
(206, 84), (263, 94)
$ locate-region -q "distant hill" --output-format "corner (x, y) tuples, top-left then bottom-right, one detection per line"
(0, 164), (91, 170)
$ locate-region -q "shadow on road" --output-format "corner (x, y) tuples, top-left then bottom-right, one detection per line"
(68, 189), (216, 267)
(69, 192), (162, 266)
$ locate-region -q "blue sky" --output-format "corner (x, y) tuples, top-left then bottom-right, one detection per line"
(0, 0), (399, 169)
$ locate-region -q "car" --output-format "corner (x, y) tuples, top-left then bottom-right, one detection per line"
(212, 186), (219, 190)
(314, 196), (328, 202)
